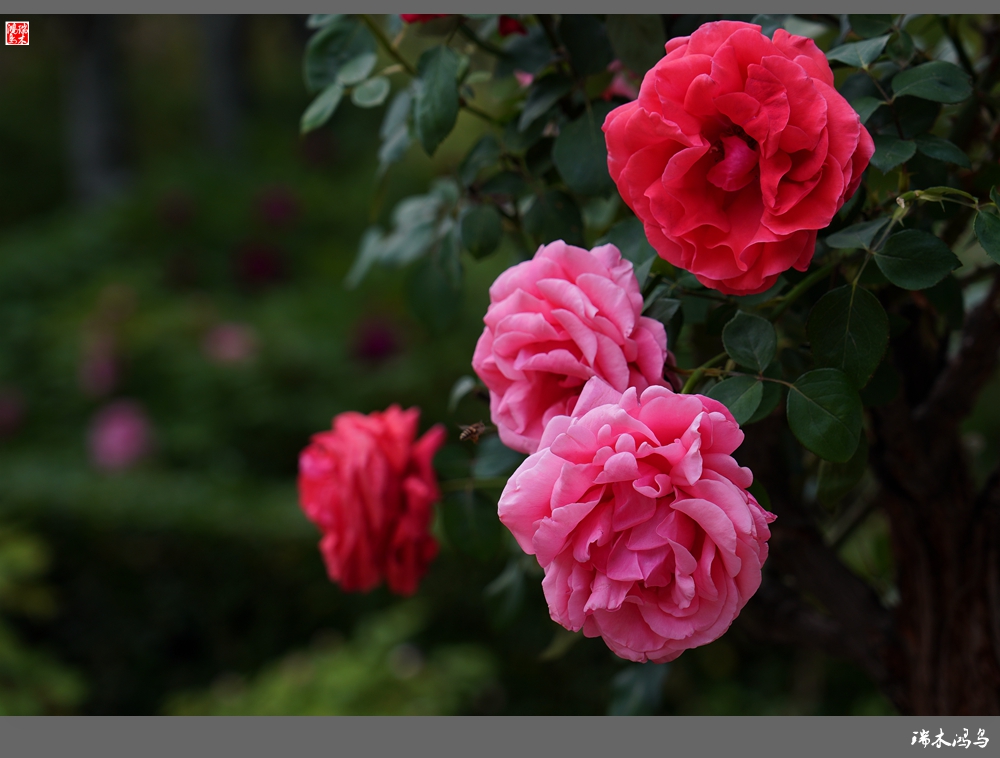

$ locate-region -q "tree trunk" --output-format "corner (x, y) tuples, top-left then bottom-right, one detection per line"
(737, 273), (1000, 716)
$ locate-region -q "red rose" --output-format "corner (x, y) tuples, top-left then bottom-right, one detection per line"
(603, 21), (874, 296)
(401, 14), (527, 37)
(400, 14), (449, 23)
(498, 15), (528, 37)
(298, 405), (446, 596)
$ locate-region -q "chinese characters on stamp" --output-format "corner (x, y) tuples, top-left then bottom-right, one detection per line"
(4, 21), (28, 46)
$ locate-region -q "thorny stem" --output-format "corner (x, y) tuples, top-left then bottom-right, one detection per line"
(680, 352), (727, 394)
(363, 15), (502, 126)
(458, 22), (508, 58)
(363, 14), (417, 76)
(769, 262), (838, 320)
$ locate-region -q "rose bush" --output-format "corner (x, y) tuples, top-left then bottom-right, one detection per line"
(603, 20), (874, 295)
(472, 240), (670, 454)
(298, 406), (446, 596)
(498, 377), (775, 662)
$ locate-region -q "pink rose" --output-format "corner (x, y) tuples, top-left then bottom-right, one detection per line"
(202, 322), (258, 365)
(298, 405), (445, 596)
(603, 20), (874, 295)
(471, 241), (669, 455)
(498, 377), (775, 663)
(88, 400), (153, 472)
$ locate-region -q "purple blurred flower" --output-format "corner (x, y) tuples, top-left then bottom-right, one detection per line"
(256, 185), (301, 228)
(233, 241), (288, 290)
(0, 387), (25, 438)
(88, 400), (153, 472)
(203, 322), (258, 365)
(351, 317), (402, 365)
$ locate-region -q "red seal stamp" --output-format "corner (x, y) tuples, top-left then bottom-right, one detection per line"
(5, 21), (28, 45)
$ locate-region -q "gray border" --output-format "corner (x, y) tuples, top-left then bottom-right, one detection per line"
(0, 4), (998, 14)
(3, 717), (1000, 758)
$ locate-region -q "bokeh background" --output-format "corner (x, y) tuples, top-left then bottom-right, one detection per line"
(0, 14), (935, 715)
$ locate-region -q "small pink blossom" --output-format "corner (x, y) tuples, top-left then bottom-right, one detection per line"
(88, 400), (153, 472)
(498, 377), (775, 663)
(514, 70), (534, 88)
(472, 240), (670, 454)
(602, 60), (639, 102)
(202, 322), (258, 365)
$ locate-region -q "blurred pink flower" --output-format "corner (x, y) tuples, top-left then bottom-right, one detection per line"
(514, 70), (534, 88)
(203, 322), (258, 365)
(0, 387), (25, 438)
(602, 60), (640, 102)
(88, 400), (153, 472)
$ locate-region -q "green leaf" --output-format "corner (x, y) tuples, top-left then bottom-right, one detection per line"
(441, 488), (503, 562)
(826, 35), (891, 68)
(472, 436), (526, 479)
(304, 18), (376, 94)
(406, 254), (463, 335)
(336, 52), (377, 86)
(460, 205), (503, 260)
(850, 96), (883, 124)
(606, 15), (666, 76)
(559, 15), (614, 77)
(849, 15), (895, 37)
(751, 14), (787, 38)
(300, 82), (344, 133)
(377, 88), (413, 176)
(913, 135), (971, 168)
(523, 190), (584, 246)
(707, 376), (763, 426)
(826, 218), (890, 250)
(787, 369), (864, 463)
(413, 46), (461, 155)
(745, 363), (784, 425)
(448, 376), (478, 413)
(552, 104), (616, 196)
(870, 135), (916, 173)
(307, 14), (340, 29)
(597, 216), (657, 283)
(992, 186), (1000, 207)
(722, 311), (777, 373)
(887, 29), (914, 62)
(351, 76), (390, 108)
(808, 285), (889, 389)
(875, 230), (960, 290)
(817, 433), (869, 506)
(974, 210), (1000, 265)
(518, 74), (573, 132)
(607, 663), (669, 716)
(891, 61), (973, 104)
(459, 135), (502, 187)
(480, 171), (528, 199)
(644, 296), (682, 327)
(484, 558), (526, 629)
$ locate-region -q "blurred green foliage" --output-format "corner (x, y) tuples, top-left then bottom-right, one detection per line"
(164, 601), (496, 715)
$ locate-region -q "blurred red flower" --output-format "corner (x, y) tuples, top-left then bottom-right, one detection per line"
(298, 405), (446, 596)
